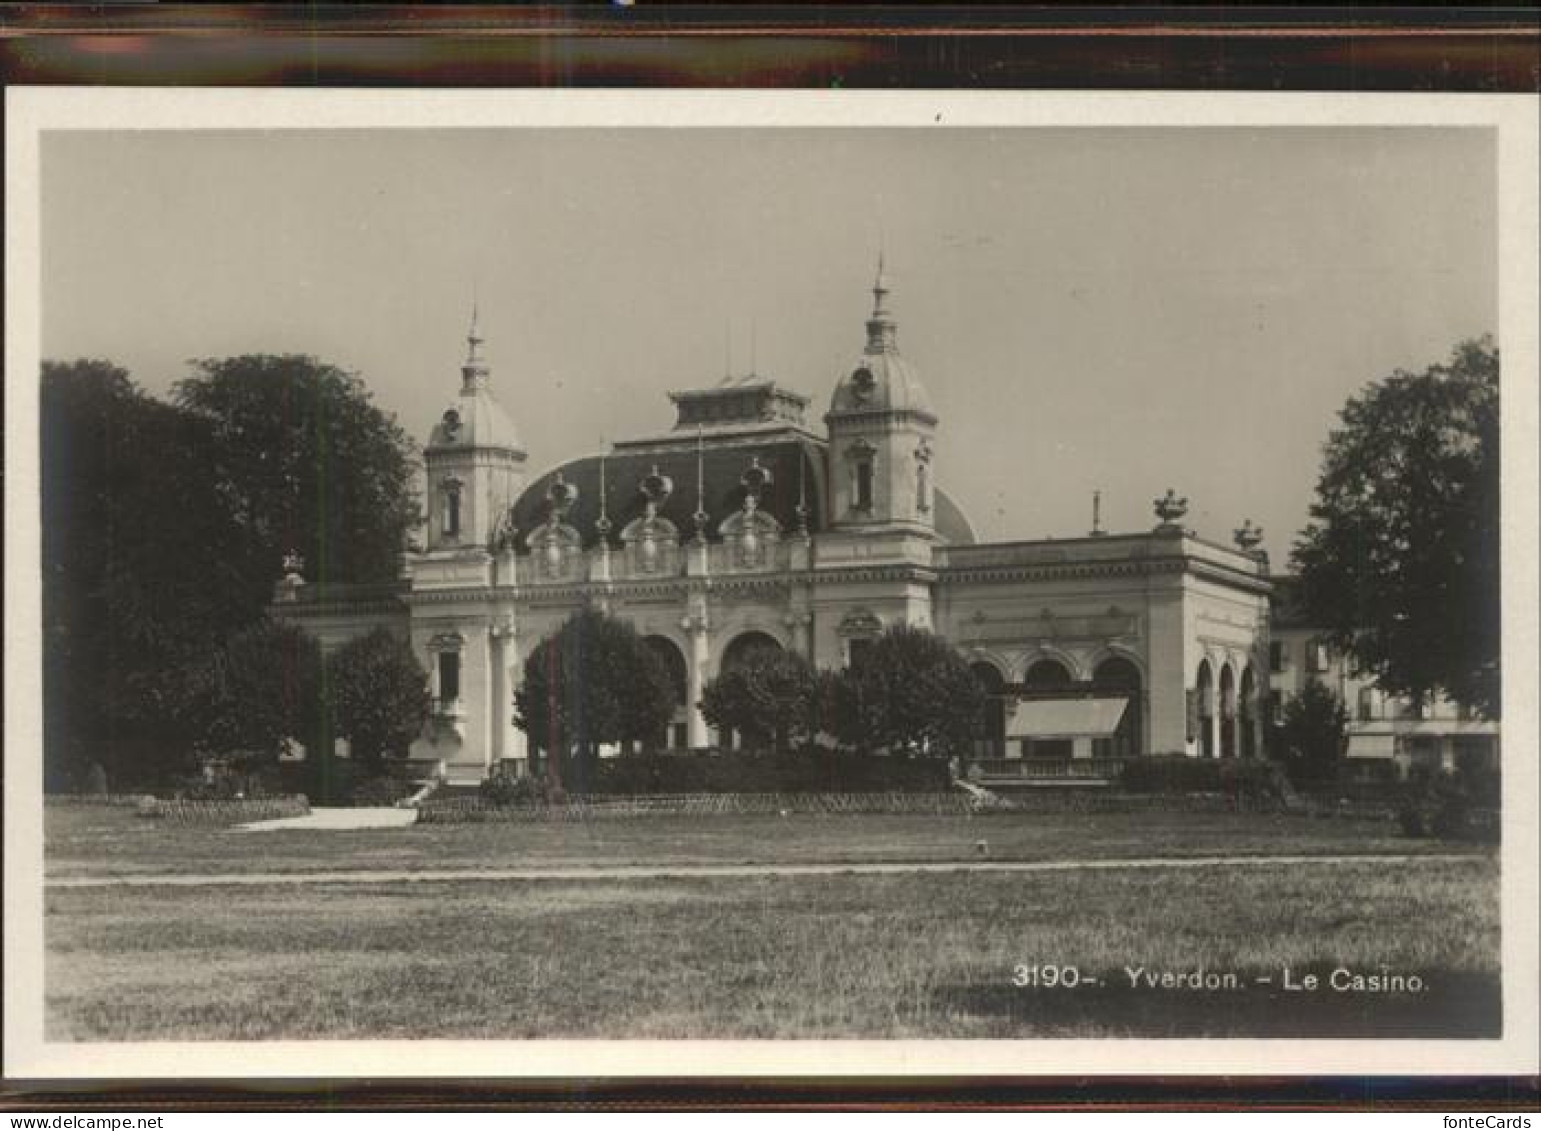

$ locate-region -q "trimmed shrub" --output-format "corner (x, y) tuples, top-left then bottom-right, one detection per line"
(480, 769), (565, 808)
(136, 796), (309, 824)
(1397, 767), (1500, 844)
(576, 749), (950, 797)
(1119, 755), (1292, 809)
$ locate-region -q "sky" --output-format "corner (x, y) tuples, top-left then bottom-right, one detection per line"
(41, 126), (1496, 553)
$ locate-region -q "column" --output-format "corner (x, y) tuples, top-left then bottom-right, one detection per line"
(477, 625), (495, 775)
(489, 619), (512, 768)
(683, 612), (710, 749)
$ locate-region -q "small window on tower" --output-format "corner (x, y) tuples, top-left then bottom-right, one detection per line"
(442, 480), (462, 538)
(916, 462), (930, 514)
(438, 651), (461, 705)
(855, 459), (873, 512)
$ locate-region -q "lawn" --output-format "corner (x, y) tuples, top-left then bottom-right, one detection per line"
(43, 805), (1480, 880)
(46, 859), (1500, 1040)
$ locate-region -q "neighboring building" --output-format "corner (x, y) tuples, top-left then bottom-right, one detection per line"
(1267, 576), (1501, 782)
(276, 262), (1273, 783)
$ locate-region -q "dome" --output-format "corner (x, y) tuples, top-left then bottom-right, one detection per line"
(425, 308), (524, 455)
(827, 258), (937, 424)
(427, 386), (523, 455)
(830, 350), (936, 420)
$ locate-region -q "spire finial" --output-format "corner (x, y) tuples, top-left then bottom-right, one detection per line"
(467, 295), (483, 363)
(1090, 489), (1105, 537)
(596, 440), (612, 541)
(462, 294), (489, 390)
(866, 250), (897, 352)
(795, 451), (810, 536)
(693, 424), (709, 542)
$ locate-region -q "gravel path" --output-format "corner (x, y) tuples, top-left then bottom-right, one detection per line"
(45, 852), (1482, 889)
(238, 807), (418, 832)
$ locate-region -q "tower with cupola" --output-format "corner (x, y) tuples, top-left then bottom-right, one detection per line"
(824, 256), (939, 536)
(422, 307), (527, 552)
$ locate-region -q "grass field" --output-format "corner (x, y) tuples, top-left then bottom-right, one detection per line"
(44, 805), (1478, 879)
(42, 807), (1501, 1040)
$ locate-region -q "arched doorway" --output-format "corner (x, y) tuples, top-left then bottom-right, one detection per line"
(970, 661), (1007, 760)
(643, 635), (689, 752)
(1196, 659), (1216, 759)
(1239, 666), (1258, 758)
(1219, 664), (1237, 759)
(718, 631), (784, 751)
(1093, 656), (1142, 759)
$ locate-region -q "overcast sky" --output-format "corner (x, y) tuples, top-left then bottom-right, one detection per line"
(41, 126), (1495, 553)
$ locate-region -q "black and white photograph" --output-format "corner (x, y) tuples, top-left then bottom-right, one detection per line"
(5, 88), (1537, 1081)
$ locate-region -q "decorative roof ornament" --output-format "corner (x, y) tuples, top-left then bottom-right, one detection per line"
(740, 455), (773, 499)
(865, 250), (898, 354)
(1233, 518), (1265, 554)
(1153, 488), (1189, 533)
(692, 424), (709, 543)
(794, 454), (810, 536)
(461, 301), (490, 392)
(595, 451), (612, 542)
(1090, 489), (1105, 537)
(639, 463), (674, 516)
(546, 472), (579, 520)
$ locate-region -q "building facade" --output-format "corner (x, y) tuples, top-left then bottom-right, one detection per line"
(276, 265), (1274, 783)
(1268, 577), (1501, 782)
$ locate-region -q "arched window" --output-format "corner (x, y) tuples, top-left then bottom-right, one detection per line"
(722, 631), (783, 673)
(718, 632), (784, 751)
(916, 462), (930, 514)
(1195, 659), (1215, 758)
(970, 661), (1006, 759)
(441, 477), (463, 539)
(1093, 656), (1142, 759)
(855, 458), (874, 511)
(1219, 665), (1237, 759)
(1023, 658), (1074, 693)
(1239, 666), (1258, 758)
(643, 636), (689, 751)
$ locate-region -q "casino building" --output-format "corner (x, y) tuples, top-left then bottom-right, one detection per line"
(276, 262), (1273, 784)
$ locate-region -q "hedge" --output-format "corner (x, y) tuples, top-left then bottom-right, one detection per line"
(45, 793), (156, 808)
(1119, 754), (1294, 805)
(560, 750), (951, 797)
(419, 791), (978, 822)
(135, 796), (310, 824)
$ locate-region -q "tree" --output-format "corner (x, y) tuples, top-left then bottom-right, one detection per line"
(201, 618), (328, 772)
(824, 624), (985, 759)
(1275, 678), (1349, 789)
(327, 629), (430, 773)
(41, 359), (247, 788)
(1292, 338), (1500, 717)
(175, 355), (421, 596)
(514, 607), (675, 790)
(700, 648), (820, 752)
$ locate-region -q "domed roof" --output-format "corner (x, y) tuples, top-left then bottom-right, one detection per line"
(427, 387), (523, 454)
(830, 350), (936, 419)
(425, 309), (524, 455)
(503, 436), (977, 551)
(827, 258), (937, 423)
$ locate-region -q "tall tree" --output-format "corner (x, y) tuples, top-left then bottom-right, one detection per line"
(1291, 338), (1500, 717)
(199, 617), (329, 771)
(700, 648), (820, 752)
(175, 355), (421, 597)
(514, 607), (675, 790)
(825, 624), (985, 759)
(41, 360), (246, 787)
(327, 628), (430, 773)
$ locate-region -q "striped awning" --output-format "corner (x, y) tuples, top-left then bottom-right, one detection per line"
(1006, 697), (1129, 739)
